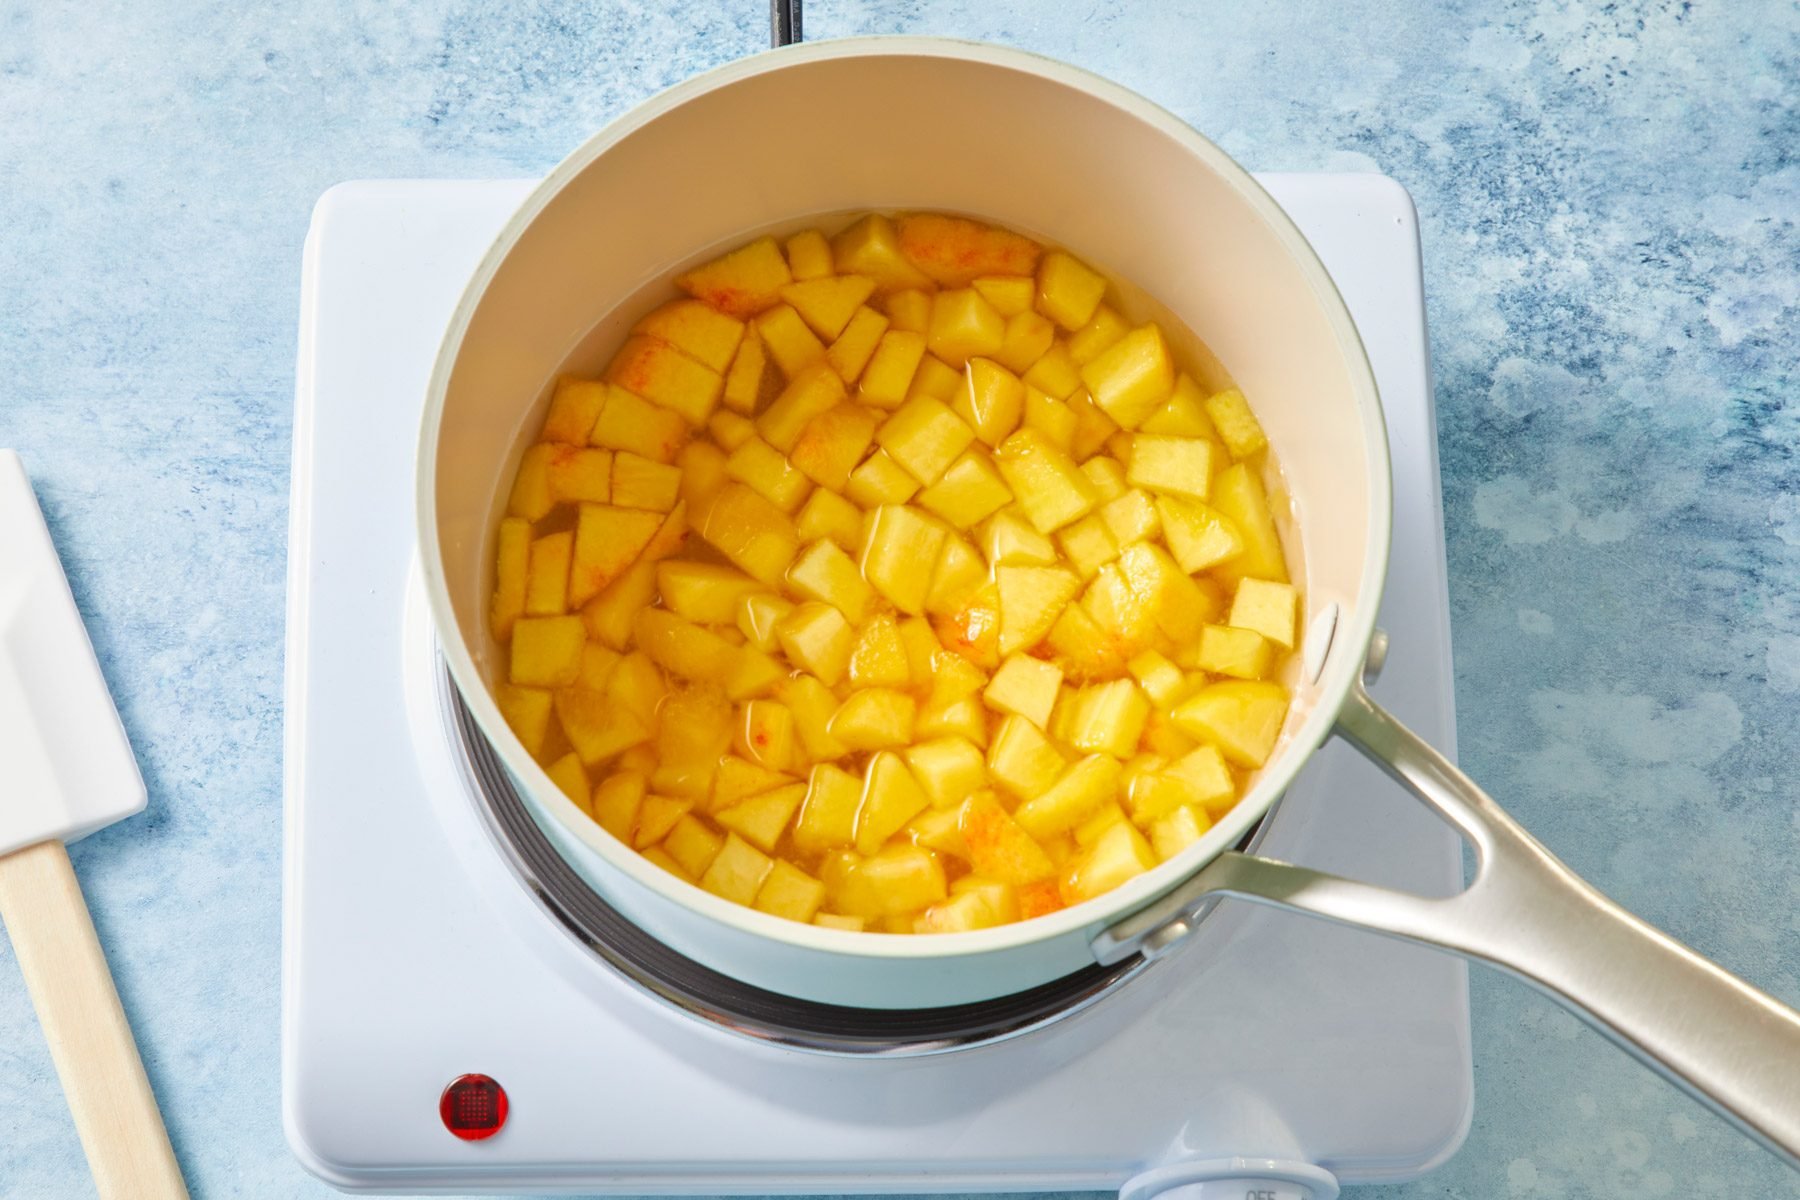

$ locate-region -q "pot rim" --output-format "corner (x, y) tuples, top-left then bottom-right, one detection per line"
(416, 34), (1393, 964)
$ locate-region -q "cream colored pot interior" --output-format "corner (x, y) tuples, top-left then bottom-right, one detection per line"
(422, 40), (1389, 1007)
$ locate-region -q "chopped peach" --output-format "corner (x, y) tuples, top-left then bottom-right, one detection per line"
(632, 299), (746, 374)
(897, 213), (1041, 286)
(676, 235), (792, 318)
(606, 335), (723, 426)
(780, 275), (877, 341)
(543, 377), (610, 444)
(590, 384), (688, 463)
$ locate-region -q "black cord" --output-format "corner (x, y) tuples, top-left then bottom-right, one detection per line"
(771, 0), (801, 47)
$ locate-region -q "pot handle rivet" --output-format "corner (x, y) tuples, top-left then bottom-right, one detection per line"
(1362, 627), (1390, 685)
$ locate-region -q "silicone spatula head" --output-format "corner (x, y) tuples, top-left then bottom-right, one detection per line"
(0, 451), (144, 857)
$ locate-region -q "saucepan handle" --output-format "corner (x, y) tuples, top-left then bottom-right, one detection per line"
(1093, 682), (1800, 1168)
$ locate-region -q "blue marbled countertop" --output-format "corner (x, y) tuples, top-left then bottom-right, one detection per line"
(3, 1), (1796, 1196)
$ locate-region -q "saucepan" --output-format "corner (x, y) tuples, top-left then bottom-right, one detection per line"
(416, 37), (1800, 1165)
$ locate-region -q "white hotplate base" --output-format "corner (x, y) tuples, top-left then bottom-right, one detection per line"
(283, 175), (1470, 1195)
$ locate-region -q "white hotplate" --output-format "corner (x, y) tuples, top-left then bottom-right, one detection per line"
(283, 175), (1470, 1197)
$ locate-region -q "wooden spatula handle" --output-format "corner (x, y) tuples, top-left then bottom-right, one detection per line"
(0, 839), (188, 1199)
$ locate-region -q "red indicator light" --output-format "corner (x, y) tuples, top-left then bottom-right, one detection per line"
(440, 1074), (508, 1141)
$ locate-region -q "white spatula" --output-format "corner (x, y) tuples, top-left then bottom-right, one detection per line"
(0, 450), (187, 1199)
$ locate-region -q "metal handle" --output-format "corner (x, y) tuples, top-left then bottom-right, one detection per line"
(771, 0), (801, 47)
(1095, 681), (1800, 1168)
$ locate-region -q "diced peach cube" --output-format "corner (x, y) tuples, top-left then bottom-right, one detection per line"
(996, 564), (1080, 656)
(1063, 821), (1156, 903)
(794, 763), (862, 852)
(758, 361), (846, 452)
(590, 770), (645, 842)
(926, 288), (1006, 367)
(725, 436), (811, 514)
(632, 299), (746, 374)
(1067, 305), (1129, 366)
(828, 688), (917, 753)
(884, 288), (933, 334)
(897, 213), (1041, 286)
(606, 335), (723, 426)
(736, 591), (795, 653)
(755, 859), (827, 922)
(1158, 497), (1243, 573)
(523, 530), (572, 616)
(1035, 251), (1108, 330)
(981, 509), (1057, 567)
(775, 601), (855, 687)
(960, 795), (1055, 884)
(1126, 434), (1213, 501)
(953, 358), (1025, 447)
(1229, 577), (1299, 649)
(711, 754), (796, 812)
(1196, 624), (1273, 680)
(876, 396), (977, 485)
(554, 686), (651, 766)
(676, 235), (792, 318)
(780, 275), (877, 341)
(916, 449), (1013, 529)
(854, 751), (930, 854)
(491, 517), (531, 640)
(848, 613), (911, 689)
(611, 451), (683, 511)
(1171, 680), (1290, 768)
(496, 683), (554, 757)
(709, 410), (756, 450)
(971, 274), (1035, 316)
(794, 486), (863, 552)
(825, 306), (891, 383)
(657, 560), (761, 625)
(580, 558), (657, 650)
(696, 483), (799, 585)
(861, 504), (948, 614)
(545, 445), (612, 505)
(715, 782), (806, 853)
(752, 304), (827, 379)
(901, 736), (987, 809)
(735, 698), (799, 772)
(784, 228), (834, 281)
(844, 449), (921, 508)
(995, 310), (1057, 375)
(633, 795), (693, 849)
(506, 443), (556, 521)
(788, 538), (874, 623)
(857, 330), (927, 409)
(721, 329), (769, 415)
(590, 384), (688, 463)
(1065, 679), (1150, 758)
(831, 214), (933, 292)
(663, 813), (725, 878)
(569, 503), (662, 606)
(1210, 463), (1289, 585)
(993, 429), (1099, 533)
(983, 654), (1063, 728)
(1139, 374), (1221, 439)
(1203, 387), (1269, 459)
(542, 377), (609, 444)
(1080, 323), (1175, 429)
(931, 584), (1002, 670)
(701, 833), (775, 904)
(1014, 754), (1122, 838)
(789, 402), (878, 491)
(907, 354), (964, 403)
(1020, 346), (1084, 410)
(986, 714), (1069, 797)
